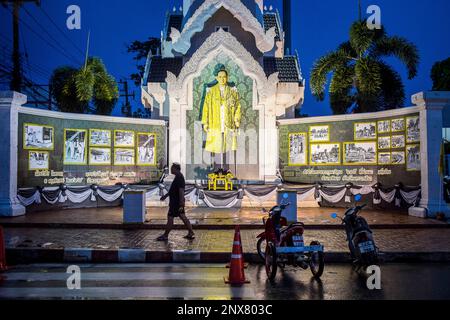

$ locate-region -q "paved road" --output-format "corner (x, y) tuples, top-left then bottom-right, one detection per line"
(1, 263), (449, 300)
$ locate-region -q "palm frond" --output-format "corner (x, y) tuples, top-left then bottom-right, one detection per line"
(355, 57), (382, 95)
(310, 50), (349, 100)
(371, 36), (419, 79)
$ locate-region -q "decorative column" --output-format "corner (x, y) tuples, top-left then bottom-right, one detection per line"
(0, 91), (27, 217)
(409, 91), (450, 218)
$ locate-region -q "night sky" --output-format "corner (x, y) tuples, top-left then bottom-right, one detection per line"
(1, 0), (449, 117)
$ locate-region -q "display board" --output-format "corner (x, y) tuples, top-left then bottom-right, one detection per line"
(186, 52), (259, 181)
(18, 112), (166, 188)
(279, 114), (421, 186)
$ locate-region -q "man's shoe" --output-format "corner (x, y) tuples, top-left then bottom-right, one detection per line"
(156, 235), (169, 241)
(183, 234), (195, 240)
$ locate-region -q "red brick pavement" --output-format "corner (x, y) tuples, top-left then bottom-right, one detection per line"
(0, 207), (445, 228)
(4, 227), (450, 253)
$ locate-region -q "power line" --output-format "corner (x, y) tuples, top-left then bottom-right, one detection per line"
(38, 5), (85, 56)
(21, 6), (82, 65)
(4, 5), (83, 66)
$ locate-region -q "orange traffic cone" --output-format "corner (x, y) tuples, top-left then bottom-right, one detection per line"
(226, 226), (248, 269)
(0, 226), (7, 272)
(224, 226), (250, 286)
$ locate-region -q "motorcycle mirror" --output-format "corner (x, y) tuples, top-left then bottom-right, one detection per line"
(354, 194), (362, 202)
(331, 213), (338, 219)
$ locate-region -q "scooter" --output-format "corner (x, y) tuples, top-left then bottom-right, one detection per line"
(258, 202), (324, 280)
(331, 194), (379, 268)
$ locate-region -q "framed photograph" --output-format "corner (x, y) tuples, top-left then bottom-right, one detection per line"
(309, 125), (330, 142)
(310, 143), (341, 166)
(343, 142), (377, 165)
(288, 133), (308, 166)
(137, 133), (157, 166)
(406, 116), (420, 143)
(64, 129), (87, 165)
(114, 130), (135, 147)
(378, 136), (391, 150)
(406, 145), (421, 171)
(391, 118), (405, 132)
(90, 129), (111, 147)
(28, 151), (49, 171)
(23, 123), (54, 150)
(391, 135), (406, 149)
(114, 148), (135, 166)
(377, 120), (391, 134)
(378, 152), (391, 165)
(354, 122), (377, 140)
(89, 148), (111, 165)
(391, 151), (406, 165)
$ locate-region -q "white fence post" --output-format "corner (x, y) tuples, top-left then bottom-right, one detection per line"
(409, 91), (450, 218)
(0, 91), (27, 217)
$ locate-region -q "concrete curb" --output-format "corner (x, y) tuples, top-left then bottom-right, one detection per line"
(5, 248), (450, 264)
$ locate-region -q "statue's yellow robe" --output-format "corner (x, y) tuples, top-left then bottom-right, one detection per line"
(201, 84), (242, 154)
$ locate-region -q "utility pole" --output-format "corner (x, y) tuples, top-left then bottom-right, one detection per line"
(1, 0), (40, 92)
(119, 79), (135, 117)
(358, 0), (362, 22)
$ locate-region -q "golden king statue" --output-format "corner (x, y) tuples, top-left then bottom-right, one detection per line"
(201, 67), (242, 154)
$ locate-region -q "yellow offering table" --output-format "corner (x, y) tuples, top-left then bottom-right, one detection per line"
(208, 173), (234, 191)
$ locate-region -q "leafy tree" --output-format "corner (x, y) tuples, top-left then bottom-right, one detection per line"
(126, 37), (161, 86)
(50, 57), (118, 115)
(431, 57), (450, 91)
(310, 21), (419, 114)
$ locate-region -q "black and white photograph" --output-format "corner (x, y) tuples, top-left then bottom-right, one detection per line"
(391, 135), (406, 149)
(392, 118), (406, 132)
(64, 129), (87, 165)
(137, 133), (156, 166)
(407, 116), (420, 143)
(289, 133), (307, 165)
(24, 123), (54, 150)
(407, 145), (421, 171)
(391, 151), (406, 165)
(309, 125), (329, 142)
(29, 151), (49, 170)
(114, 148), (135, 165)
(310, 143), (340, 165)
(354, 122), (377, 140)
(378, 120), (391, 134)
(90, 129), (112, 147)
(114, 130), (135, 147)
(378, 152), (391, 165)
(344, 142), (377, 165)
(89, 148), (112, 165)
(378, 136), (391, 150)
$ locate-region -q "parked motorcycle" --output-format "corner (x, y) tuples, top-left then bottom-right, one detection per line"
(331, 194), (379, 268)
(257, 202), (324, 281)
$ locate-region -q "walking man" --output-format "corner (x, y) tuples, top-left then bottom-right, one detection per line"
(157, 163), (195, 241)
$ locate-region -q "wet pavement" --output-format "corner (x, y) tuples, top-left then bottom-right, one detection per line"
(1, 263), (449, 300)
(0, 207), (446, 227)
(4, 227), (450, 253)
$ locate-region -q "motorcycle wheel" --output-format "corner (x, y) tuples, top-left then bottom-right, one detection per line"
(309, 241), (324, 278)
(265, 242), (277, 281)
(257, 238), (266, 261)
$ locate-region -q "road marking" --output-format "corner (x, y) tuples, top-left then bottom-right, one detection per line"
(3, 272), (221, 281)
(8, 263), (227, 269)
(0, 287), (255, 299)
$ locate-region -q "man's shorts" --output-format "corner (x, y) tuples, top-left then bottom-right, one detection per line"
(168, 206), (185, 218)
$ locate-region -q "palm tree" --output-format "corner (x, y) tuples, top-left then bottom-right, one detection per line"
(310, 21), (419, 114)
(50, 57), (118, 115)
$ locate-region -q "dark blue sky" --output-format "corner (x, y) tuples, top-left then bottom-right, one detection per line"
(1, 0), (449, 116)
